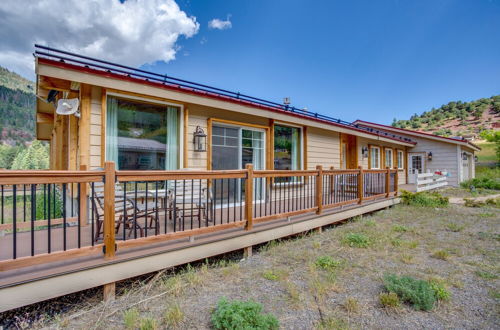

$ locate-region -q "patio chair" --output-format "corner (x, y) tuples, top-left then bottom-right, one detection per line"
(91, 183), (159, 241)
(168, 175), (213, 230)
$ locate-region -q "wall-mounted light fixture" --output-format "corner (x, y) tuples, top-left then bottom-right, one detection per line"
(193, 126), (207, 152)
(427, 152), (433, 161)
(474, 155), (478, 162)
(462, 152), (468, 161)
(361, 146), (369, 158)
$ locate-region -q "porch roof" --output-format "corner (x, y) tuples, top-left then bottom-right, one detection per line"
(34, 45), (416, 147)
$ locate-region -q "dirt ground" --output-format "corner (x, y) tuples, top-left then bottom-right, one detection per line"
(1, 193), (499, 329)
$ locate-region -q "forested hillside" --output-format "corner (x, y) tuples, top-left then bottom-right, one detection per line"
(0, 67), (36, 145)
(392, 95), (500, 137)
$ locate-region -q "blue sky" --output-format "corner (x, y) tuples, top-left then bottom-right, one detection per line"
(144, 0), (500, 124)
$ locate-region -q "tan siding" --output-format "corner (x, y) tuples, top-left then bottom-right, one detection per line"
(89, 87), (102, 169)
(307, 127), (340, 169)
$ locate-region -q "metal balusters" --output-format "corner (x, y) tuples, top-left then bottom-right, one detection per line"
(63, 183), (67, 251)
(13, 185), (17, 259)
(31, 184), (36, 256)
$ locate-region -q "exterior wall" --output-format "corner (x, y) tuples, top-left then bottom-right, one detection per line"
(307, 127), (340, 170)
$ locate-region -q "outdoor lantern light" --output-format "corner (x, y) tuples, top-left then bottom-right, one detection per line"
(362, 146), (369, 158)
(427, 152), (433, 161)
(474, 155), (478, 162)
(193, 126), (207, 152)
(462, 152), (468, 161)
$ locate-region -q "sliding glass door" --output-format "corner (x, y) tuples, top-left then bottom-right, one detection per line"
(212, 124), (265, 204)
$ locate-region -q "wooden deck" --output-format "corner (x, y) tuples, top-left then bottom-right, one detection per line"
(0, 165), (399, 312)
(0, 195), (398, 311)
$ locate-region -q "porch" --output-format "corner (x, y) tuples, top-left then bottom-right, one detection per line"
(0, 165), (398, 312)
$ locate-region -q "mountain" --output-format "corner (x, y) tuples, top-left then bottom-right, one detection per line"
(392, 96), (500, 137)
(0, 66), (36, 145)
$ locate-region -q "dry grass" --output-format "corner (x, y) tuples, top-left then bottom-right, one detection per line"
(17, 195), (500, 329)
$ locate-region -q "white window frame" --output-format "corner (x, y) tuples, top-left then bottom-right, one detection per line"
(370, 146), (381, 169)
(385, 148), (393, 169)
(397, 150), (404, 169)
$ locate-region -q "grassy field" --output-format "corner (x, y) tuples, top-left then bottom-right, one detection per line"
(1, 191), (499, 329)
(476, 141), (497, 164)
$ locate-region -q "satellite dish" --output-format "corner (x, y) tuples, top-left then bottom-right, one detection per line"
(56, 98), (80, 117)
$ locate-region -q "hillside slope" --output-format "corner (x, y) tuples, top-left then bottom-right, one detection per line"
(392, 96), (500, 137)
(0, 66), (36, 145)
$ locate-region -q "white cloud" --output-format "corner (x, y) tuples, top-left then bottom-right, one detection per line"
(208, 16), (232, 30)
(0, 0), (199, 78)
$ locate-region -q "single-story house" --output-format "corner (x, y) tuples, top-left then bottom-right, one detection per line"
(34, 46), (477, 188)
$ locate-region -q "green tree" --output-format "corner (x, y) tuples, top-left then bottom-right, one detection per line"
(0, 144), (20, 169)
(11, 141), (49, 170)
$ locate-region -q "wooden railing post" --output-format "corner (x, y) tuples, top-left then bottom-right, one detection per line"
(329, 166), (334, 194)
(245, 164), (254, 230)
(316, 165), (323, 214)
(79, 164), (88, 227)
(394, 166), (399, 196)
(358, 166), (363, 204)
(385, 167), (390, 198)
(103, 161), (116, 259)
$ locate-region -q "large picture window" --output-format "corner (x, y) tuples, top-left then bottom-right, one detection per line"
(274, 125), (301, 170)
(370, 146), (380, 169)
(106, 96), (180, 170)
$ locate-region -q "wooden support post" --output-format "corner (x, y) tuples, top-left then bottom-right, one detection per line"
(243, 246), (252, 258)
(316, 165), (323, 214)
(104, 161), (116, 259)
(245, 164), (253, 230)
(315, 226), (322, 234)
(386, 167), (390, 198)
(79, 84), (91, 169)
(79, 164), (88, 227)
(394, 166), (399, 196)
(103, 282), (116, 301)
(329, 166), (334, 193)
(358, 166), (364, 204)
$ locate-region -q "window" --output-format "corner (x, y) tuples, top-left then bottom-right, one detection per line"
(385, 148), (393, 168)
(397, 150), (404, 169)
(370, 146), (380, 169)
(274, 125), (301, 170)
(106, 96), (180, 170)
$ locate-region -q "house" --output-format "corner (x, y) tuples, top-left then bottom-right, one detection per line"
(0, 45), (477, 311)
(353, 121), (480, 186)
(35, 47), (416, 183)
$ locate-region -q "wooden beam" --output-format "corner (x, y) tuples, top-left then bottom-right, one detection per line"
(245, 164), (254, 230)
(101, 89), (107, 167)
(103, 282), (116, 301)
(39, 76), (75, 92)
(79, 84), (91, 168)
(358, 166), (364, 204)
(36, 112), (54, 125)
(316, 165), (323, 214)
(104, 161), (116, 259)
(183, 107), (189, 168)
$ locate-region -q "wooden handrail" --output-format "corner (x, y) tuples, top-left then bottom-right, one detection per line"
(316, 165), (323, 214)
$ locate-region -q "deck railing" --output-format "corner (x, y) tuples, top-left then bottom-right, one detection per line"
(0, 163), (398, 271)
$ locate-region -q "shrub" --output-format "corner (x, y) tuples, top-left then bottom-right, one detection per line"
(262, 270), (280, 281)
(211, 298), (279, 330)
(379, 292), (400, 308)
(383, 274), (436, 311)
(315, 256), (342, 271)
(400, 190), (449, 207)
(164, 304), (184, 327)
(123, 308), (140, 329)
(392, 224), (408, 232)
(446, 223), (464, 232)
(139, 317), (157, 330)
(428, 279), (451, 301)
(431, 250), (450, 260)
(343, 233), (371, 248)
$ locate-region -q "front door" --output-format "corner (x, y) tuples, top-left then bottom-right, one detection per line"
(340, 134), (357, 169)
(408, 153), (424, 184)
(211, 124), (265, 204)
